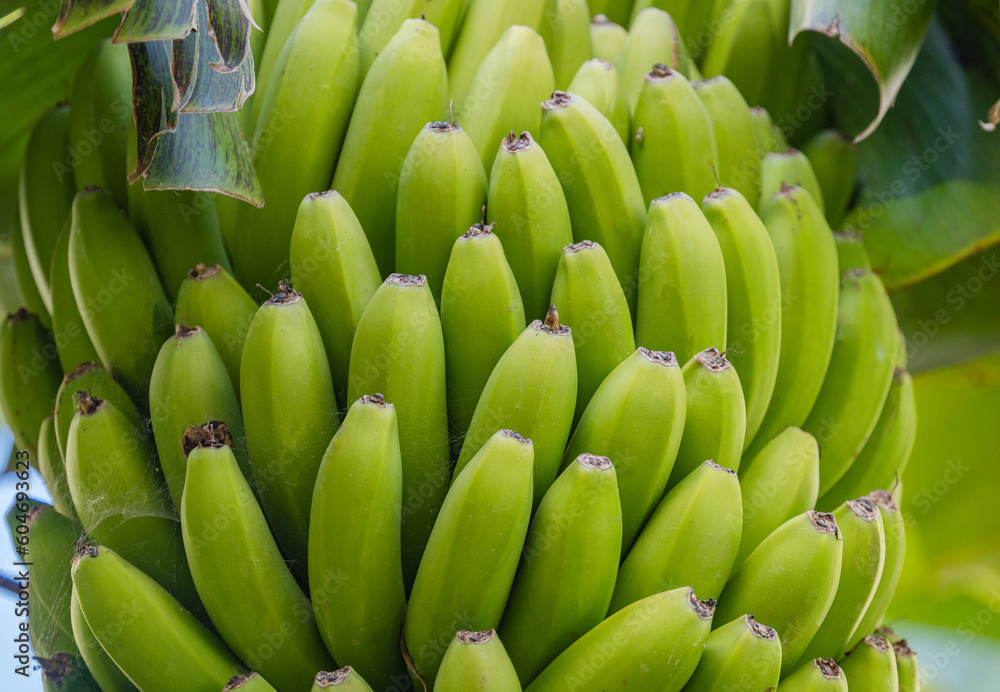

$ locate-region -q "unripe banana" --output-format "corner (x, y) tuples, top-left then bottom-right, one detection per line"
(666, 348), (746, 487)
(181, 425), (335, 690)
(590, 1), (633, 26)
(358, 0), (465, 78)
(715, 511), (843, 676)
(348, 274), (450, 588)
(49, 222), (100, 373)
(241, 284), (338, 579)
(681, 614), (781, 692)
(779, 658), (848, 692)
(630, 65), (718, 206)
(747, 184), (839, 455)
(542, 0), (592, 89)
(404, 429), (534, 686)
(309, 394), (407, 689)
(486, 132), (573, 321)
(10, 206), (52, 330)
(839, 634), (899, 692)
(589, 15), (628, 63)
(628, 1), (728, 53)
(614, 8), (696, 111)
(150, 325), (251, 506)
(567, 60), (630, 147)
(71, 544), (242, 692)
(700, 0), (776, 109)
(893, 639), (920, 692)
(749, 106), (788, 156)
(455, 307), (576, 507)
(0, 309), (62, 455)
(695, 79), (762, 208)
(499, 455), (622, 684)
(71, 585), (139, 692)
(798, 497), (886, 664)
(834, 230), (872, 272)
(539, 92), (646, 310)
(231, 0), (360, 290)
(68, 187), (173, 400)
(611, 460), (741, 612)
(735, 426), (819, 567)
(458, 25), (555, 172)
(435, 630), (522, 691)
(25, 505), (79, 643)
(801, 130), (857, 229)
(226, 672), (279, 692)
(38, 415), (76, 520)
(19, 105), (75, 313)
(550, 240), (634, 419)
(311, 668), (375, 691)
(332, 18), (449, 276)
(702, 187), (782, 447)
(635, 193), (726, 365)
(175, 263), (258, 398)
(244, 0), (314, 131)
(441, 224), (526, 439)
(760, 150), (825, 214)
(396, 121), (488, 299)
(563, 347), (685, 554)
(525, 587), (715, 692)
(803, 269), (898, 495)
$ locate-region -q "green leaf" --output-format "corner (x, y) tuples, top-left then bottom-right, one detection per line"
(204, 0), (254, 72)
(128, 38), (177, 181)
(113, 0), (196, 42)
(53, 0), (131, 38)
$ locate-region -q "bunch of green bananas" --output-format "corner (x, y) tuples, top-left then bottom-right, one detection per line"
(4, 1), (919, 690)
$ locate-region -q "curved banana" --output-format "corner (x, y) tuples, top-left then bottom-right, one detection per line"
(525, 587), (715, 692)
(0, 309), (62, 455)
(403, 429), (534, 686)
(759, 150), (825, 214)
(749, 106), (788, 156)
(543, 0), (592, 89)
(839, 634), (899, 692)
(38, 415), (76, 520)
(358, 0), (465, 78)
(49, 222), (100, 374)
(70, 584), (139, 692)
(499, 454), (621, 684)
(311, 668), (375, 691)
(25, 505), (79, 643)
(244, 0), (313, 132)
(694, 78), (762, 208)
(894, 639), (920, 692)
(567, 59), (630, 145)
(834, 230), (872, 272)
(681, 614), (781, 692)
(589, 15), (628, 63)
(614, 8), (696, 111)
(486, 131), (573, 321)
(563, 347), (685, 555)
(700, 0), (776, 109)
(611, 460), (741, 612)
(441, 224), (526, 439)
(396, 121), (488, 299)
(10, 205), (52, 330)
(435, 630), (522, 691)
(801, 129), (858, 229)
(635, 193), (727, 366)
(309, 394), (408, 689)
(779, 658), (848, 692)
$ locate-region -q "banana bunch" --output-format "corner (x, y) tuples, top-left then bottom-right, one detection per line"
(5, 3), (918, 691)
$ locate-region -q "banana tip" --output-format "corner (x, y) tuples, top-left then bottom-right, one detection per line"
(846, 496), (878, 522)
(74, 390), (103, 416)
(456, 629), (495, 644)
(868, 489), (898, 512)
(314, 667), (353, 687)
(745, 614), (778, 640)
(688, 588), (717, 619)
(502, 131), (533, 152)
(575, 453), (613, 470)
(639, 347), (678, 367)
(807, 510), (840, 538)
(387, 273), (426, 287)
(814, 658), (843, 679)
(187, 263), (221, 281)
(224, 673), (264, 690)
(182, 421), (233, 458)
(542, 91), (573, 110)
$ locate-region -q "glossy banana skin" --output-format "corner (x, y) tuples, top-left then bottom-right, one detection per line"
(779, 658), (849, 692)
(348, 274), (450, 590)
(701, 0), (775, 109)
(441, 224), (526, 439)
(801, 129), (858, 229)
(499, 455), (622, 685)
(49, 222), (100, 374)
(543, 0), (592, 89)
(589, 15), (628, 64)
(404, 429), (534, 686)
(615, 8), (697, 111)
(681, 614), (781, 692)
(71, 585), (139, 692)
(0, 309), (62, 455)
(525, 587), (715, 692)
(567, 59), (630, 145)
(244, 0), (313, 132)
(38, 414), (77, 521)
(309, 395), (408, 689)
(839, 634), (899, 692)
(486, 132), (574, 322)
(760, 150), (825, 215)
(10, 206), (52, 330)
(749, 106), (789, 156)
(893, 639), (920, 692)
(435, 630), (523, 691)
(695, 78), (762, 209)
(611, 460), (741, 612)
(358, 0), (465, 78)
(71, 544), (242, 692)
(563, 347), (685, 555)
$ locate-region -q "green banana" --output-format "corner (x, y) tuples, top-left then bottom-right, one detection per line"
(49, 221), (100, 374)
(358, 0), (465, 78)
(150, 325), (251, 506)
(396, 121), (488, 299)
(240, 283), (338, 578)
(629, 1), (728, 56)
(666, 348), (746, 487)
(589, 15), (628, 63)
(499, 454), (622, 685)
(441, 223), (526, 439)
(348, 274), (450, 589)
(231, 0), (360, 290)
(749, 106), (789, 156)
(839, 634), (899, 692)
(614, 7), (696, 111)
(798, 497), (886, 664)
(543, 0), (592, 89)
(19, 105), (75, 313)
(311, 668), (374, 691)
(403, 429), (534, 686)
(540, 91), (646, 309)
(701, 0), (776, 109)
(25, 505), (79, 645)
(747, 183), (839, 456)
(525, 587), (715, 692)
(681, 614), (781, 692)
(563, 347), (685, 554)
(702, 187), (782, 448)
(10, 205), (52, 330)
(486, 131), (573, 321)
(635, 193), (727, 365)
(801, 129), (857, 229)
(834, 230), (872, 273)
(0, 309), (62, 455)
(695, 78), (762, 208)
(70, 585), (139, 692)
(714, 511), (843, 676)
(454, 306), (577, 507)
(567, 59), (630, 145)
(735, 426), (819, 567)
(72, 544), (242, 692)
(174, 263), (259, 398)
(332, 18), (449, 276)
(611, 460), (741, 612)
(436, 630), (522, 691)
(779, 658), (848, 692)
(67, 187), (173, 400)
(759, 150), (825, 214)
(226, 673), (279, 692)
(457, 25), (555, 172)
(630, 65), (718, 206)
(590, 1), (633, 26)
(803, 269), (898, 495)
(181, 424), (335, 690)
(309, 394), (408, 689)
(38, 414), (76, 520)
(893, 639), (920, 692)
(550, 240), (634, 420)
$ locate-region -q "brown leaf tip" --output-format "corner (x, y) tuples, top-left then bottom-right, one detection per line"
(576, 453), (613, 470)
(387, 274), (426, 287)
(542, 91), (573, 110)
(314, 667), (352, 687)
(745, 614), (778, 640)
(808, 510), (840, 538)
(689, 587), (717, 619)
(456, 629), (495, 644)
(639, 348), (677, 366)
(182, 421), (233, 458)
